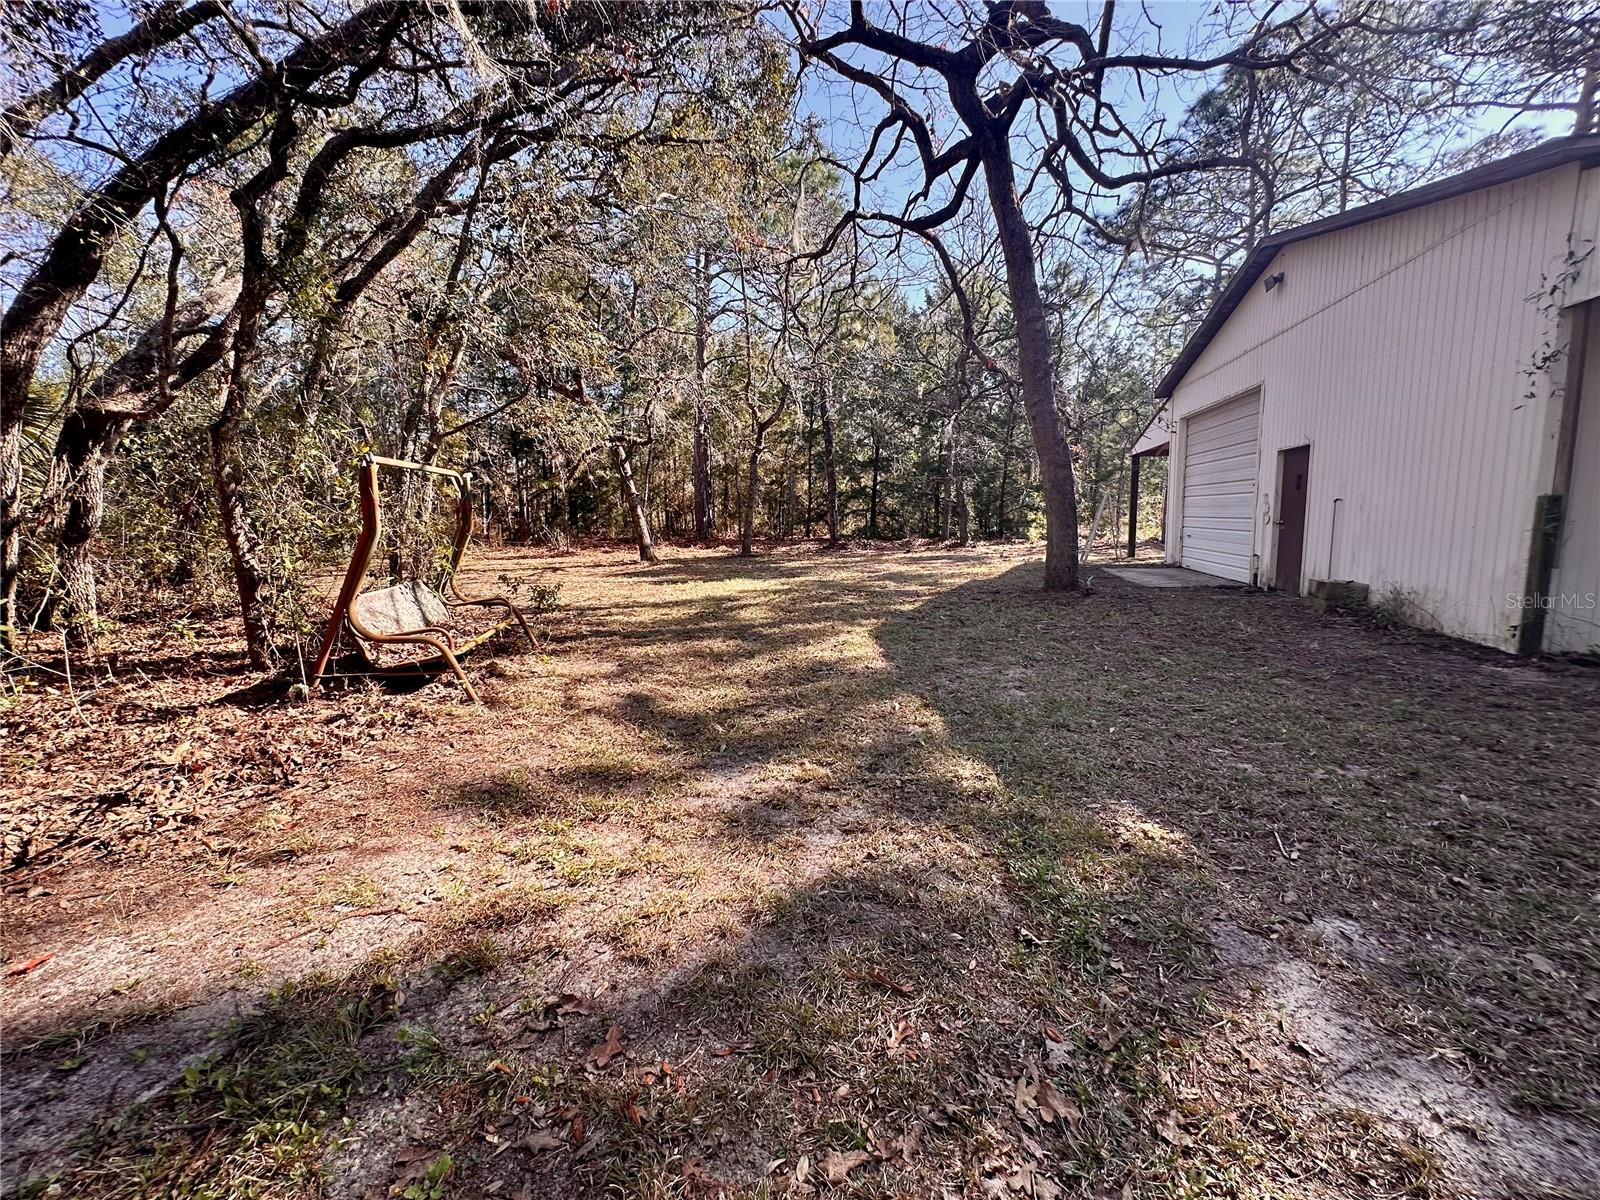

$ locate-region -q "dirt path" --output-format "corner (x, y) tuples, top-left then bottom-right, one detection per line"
(4, 544), (1598, 1199)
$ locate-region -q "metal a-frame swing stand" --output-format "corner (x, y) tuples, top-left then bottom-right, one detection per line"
(310, 454), (536, 702)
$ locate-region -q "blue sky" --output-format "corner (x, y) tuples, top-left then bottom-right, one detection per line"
(8, 0), (1573, 323)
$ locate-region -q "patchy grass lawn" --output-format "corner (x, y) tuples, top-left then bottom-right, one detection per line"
(3, 542), (1598, 1200)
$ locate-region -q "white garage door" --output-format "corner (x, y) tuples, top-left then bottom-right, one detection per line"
(1181, 391), (1261, 582)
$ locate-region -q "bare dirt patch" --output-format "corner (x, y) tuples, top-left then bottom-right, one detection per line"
(4, 542), (1597, 1199)
(1211, 921), (1600, 1199)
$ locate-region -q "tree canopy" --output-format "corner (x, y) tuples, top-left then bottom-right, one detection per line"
(1, 0), (1592, 664)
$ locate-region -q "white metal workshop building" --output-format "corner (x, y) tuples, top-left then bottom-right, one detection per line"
(1143, 135), (1600, 655)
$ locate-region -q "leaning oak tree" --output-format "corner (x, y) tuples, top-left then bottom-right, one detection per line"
(788, 0), (1479, 589)
(1, 0), (427, 646)
(3, 0), (764, 660)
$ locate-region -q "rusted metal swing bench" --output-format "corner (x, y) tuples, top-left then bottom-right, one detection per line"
(310, 454), (535, 702)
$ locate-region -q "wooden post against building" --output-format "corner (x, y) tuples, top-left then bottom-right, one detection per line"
(1126, 452), (1141, 559)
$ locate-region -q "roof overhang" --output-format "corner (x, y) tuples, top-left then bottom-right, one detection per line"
(1155, 135), (1600, 399)
(1129, 406), (1173, 459)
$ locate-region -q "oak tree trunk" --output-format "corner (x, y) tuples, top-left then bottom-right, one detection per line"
(740, 432), (765, 557)
(612, 442), (657, 563)
(867, 427), (882, 539)
(1, 419), (23, 650)
(940, 413), (960, 540)
(0, 2), (419, 645)
(818, 378), (841, 547)
(692, 253), (714, 542)
(210, 386), (276, 671)
(997, 388), (1018, 537)
(41, 409), (133, 640)
(33, 279), (242, 638)
(959, 93), (1079, 587)
(549, 448), (573, 549)
(692, 393), (713, 541)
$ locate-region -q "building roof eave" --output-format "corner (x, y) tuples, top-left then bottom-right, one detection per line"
(1154, 134), (1600, 400)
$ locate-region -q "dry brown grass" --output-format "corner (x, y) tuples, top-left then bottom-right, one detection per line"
(3, 542), (1598, 1199)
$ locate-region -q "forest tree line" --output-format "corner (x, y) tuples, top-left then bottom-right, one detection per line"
(2, 0), (1593, 669)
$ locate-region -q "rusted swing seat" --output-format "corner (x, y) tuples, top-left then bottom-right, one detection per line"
(311, 454), (536, 702)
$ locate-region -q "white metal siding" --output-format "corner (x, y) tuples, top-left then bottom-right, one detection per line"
(1162, 163), (1589, 650)
(1546, 307), (1600, 654)
(1568, 168), (1600, 307)
(1180, 393), (1260, 581)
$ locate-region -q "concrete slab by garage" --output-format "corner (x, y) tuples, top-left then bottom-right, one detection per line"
(1102, 566), (1244, 589)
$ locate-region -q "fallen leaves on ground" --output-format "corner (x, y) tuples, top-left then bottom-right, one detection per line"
(821, 1148), (872, 1183)
(1032, 1077), (1082, 1127)
(584, 1024), (625, 1070)
(999, 1160), (1062, 1199)
(886, 1016), (918, 1057)
(1013, 1067), (1079, 1127)
(1154, 1109), (1192, 1147)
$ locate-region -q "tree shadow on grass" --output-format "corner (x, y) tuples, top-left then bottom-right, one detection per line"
(873, 562), (1600, 1122)
(381, 552), (1591, 1194)
(4, 851), (1437, 1200)
(11, 550), (1597, 1198)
